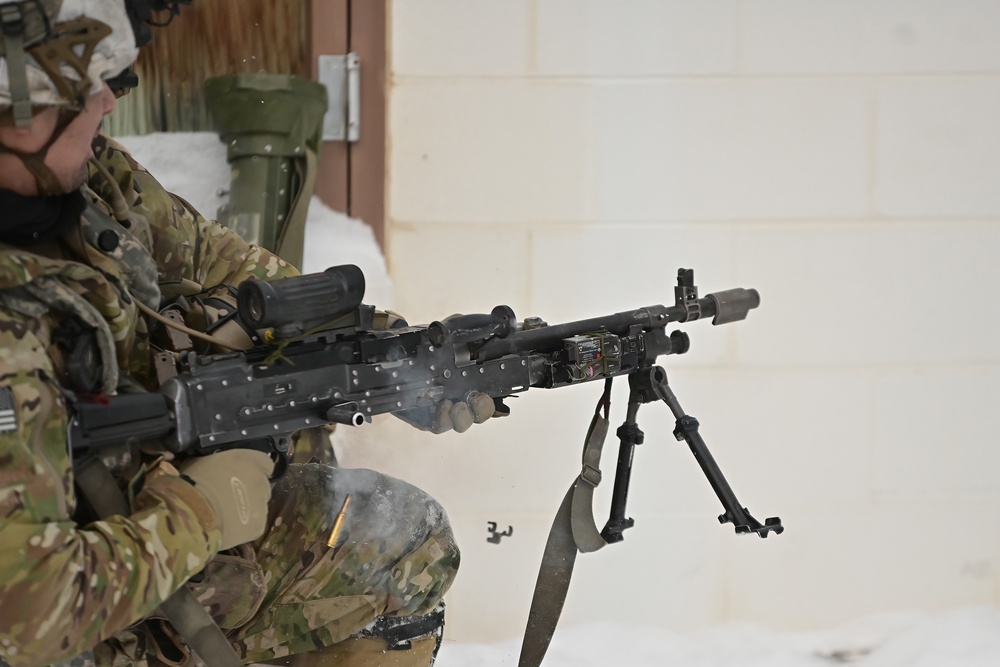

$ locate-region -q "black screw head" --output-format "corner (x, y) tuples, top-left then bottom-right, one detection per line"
(97, 230), (120, 252)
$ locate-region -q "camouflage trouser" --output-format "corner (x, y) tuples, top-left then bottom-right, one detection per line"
(96, 463), (460, 666)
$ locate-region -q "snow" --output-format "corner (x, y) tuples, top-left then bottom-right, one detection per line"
(436, 608), (1000, 667)
(111, 131), (1000, 666)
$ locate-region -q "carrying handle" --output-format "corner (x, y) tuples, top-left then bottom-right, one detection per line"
(427, 305), (516, 346)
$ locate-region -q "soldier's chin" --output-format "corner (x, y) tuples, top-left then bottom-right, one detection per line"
(60, 163), (90, 194)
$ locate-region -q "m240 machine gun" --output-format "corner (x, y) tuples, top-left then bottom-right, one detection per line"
(68, 264), (783, 666)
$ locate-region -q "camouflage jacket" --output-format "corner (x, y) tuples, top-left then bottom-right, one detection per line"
(0, 135), (297, 667)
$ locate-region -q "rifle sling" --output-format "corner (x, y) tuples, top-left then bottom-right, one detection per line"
(275, 147), (317, 271)
(74, 457), (244, 667)
(571, 414), (611, 554)
(518, 410), (611, 667)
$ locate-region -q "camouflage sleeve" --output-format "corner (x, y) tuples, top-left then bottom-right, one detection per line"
(91, 134), (300, 290)
(0, 317), (223, 667)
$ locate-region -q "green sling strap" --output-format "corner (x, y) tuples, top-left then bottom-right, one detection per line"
(275, 146), (318, 271)
(518, 380), (614, 667)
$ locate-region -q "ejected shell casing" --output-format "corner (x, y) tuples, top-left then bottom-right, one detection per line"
(326, 494), (352, 548)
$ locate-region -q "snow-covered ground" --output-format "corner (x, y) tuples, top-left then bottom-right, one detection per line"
(437, 608), (1000, 667)
(113, 131), (1000, 667)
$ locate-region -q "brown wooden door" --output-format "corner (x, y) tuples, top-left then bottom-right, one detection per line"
(309, 0), (387, 248)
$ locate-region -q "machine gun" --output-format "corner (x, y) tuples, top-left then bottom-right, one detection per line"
(68, 264), (782, 667)
(69, 263), (781, 541)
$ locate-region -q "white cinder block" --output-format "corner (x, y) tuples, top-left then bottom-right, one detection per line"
(390, 0), (531, 76)
(528, 223), (736, 318)
(557, 512), (730, 630)
(388, 223), (532, 323)
(591, 80), (870, 220)
(389, 81), (595, 224)
(726, 503), (1000, 629)
(527, 223), (737, 366)
(379, 1), (1000, 640)
(668, 368), (874, 514)
(741, 0), (1000, 75)
(732, 222), (1000, 367)
(391, 79), (869, 224)
(535, 0), (737, 76)
(876, 80), (1000, 218)
(871, 367), (1000, 500)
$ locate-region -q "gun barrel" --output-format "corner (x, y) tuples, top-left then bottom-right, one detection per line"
(475, 289), (759, 361)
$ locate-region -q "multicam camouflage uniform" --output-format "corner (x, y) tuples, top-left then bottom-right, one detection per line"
(0, 136), (459, 667)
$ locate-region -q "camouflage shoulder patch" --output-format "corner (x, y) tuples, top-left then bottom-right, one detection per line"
(0, 387), (17, 433)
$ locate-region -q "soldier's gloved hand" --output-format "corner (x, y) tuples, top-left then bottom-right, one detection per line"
(373, 311), (506, 433)
(179, 450), (274, 550)
(394, 391), (502, 434)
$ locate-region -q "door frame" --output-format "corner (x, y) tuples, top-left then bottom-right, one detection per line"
(309, 0), (387, 248)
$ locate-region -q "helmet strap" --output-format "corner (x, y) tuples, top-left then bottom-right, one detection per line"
(0, 108), (80, 196)
(0, 3), (34, 127)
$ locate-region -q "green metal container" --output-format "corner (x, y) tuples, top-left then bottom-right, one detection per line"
(205, 73), (328, 270)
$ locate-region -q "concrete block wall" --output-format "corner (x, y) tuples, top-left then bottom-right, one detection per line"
(333, 0), (1000, 642)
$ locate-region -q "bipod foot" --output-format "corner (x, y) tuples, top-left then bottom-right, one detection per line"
(721, 508), (784, 538)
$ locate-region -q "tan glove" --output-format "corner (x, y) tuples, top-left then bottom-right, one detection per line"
(395, 391), (500, 434)
(179, 450), (274, 550)
(373, 310), (504, 433)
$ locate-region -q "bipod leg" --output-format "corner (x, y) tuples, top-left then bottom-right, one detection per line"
(648, 366), (783, 538)
(600, 376), (646, 543)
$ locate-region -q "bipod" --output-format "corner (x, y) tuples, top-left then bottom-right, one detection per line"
(519, 368), (783, 667)
(599, 366), (782, 543)
(644, 365), (783, 538)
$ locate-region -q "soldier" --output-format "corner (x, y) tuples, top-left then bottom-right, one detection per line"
(0, 2), (495, 666)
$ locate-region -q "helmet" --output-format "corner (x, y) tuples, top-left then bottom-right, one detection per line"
(0, 0), (138, 127)
(107, 0), (191, 95)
